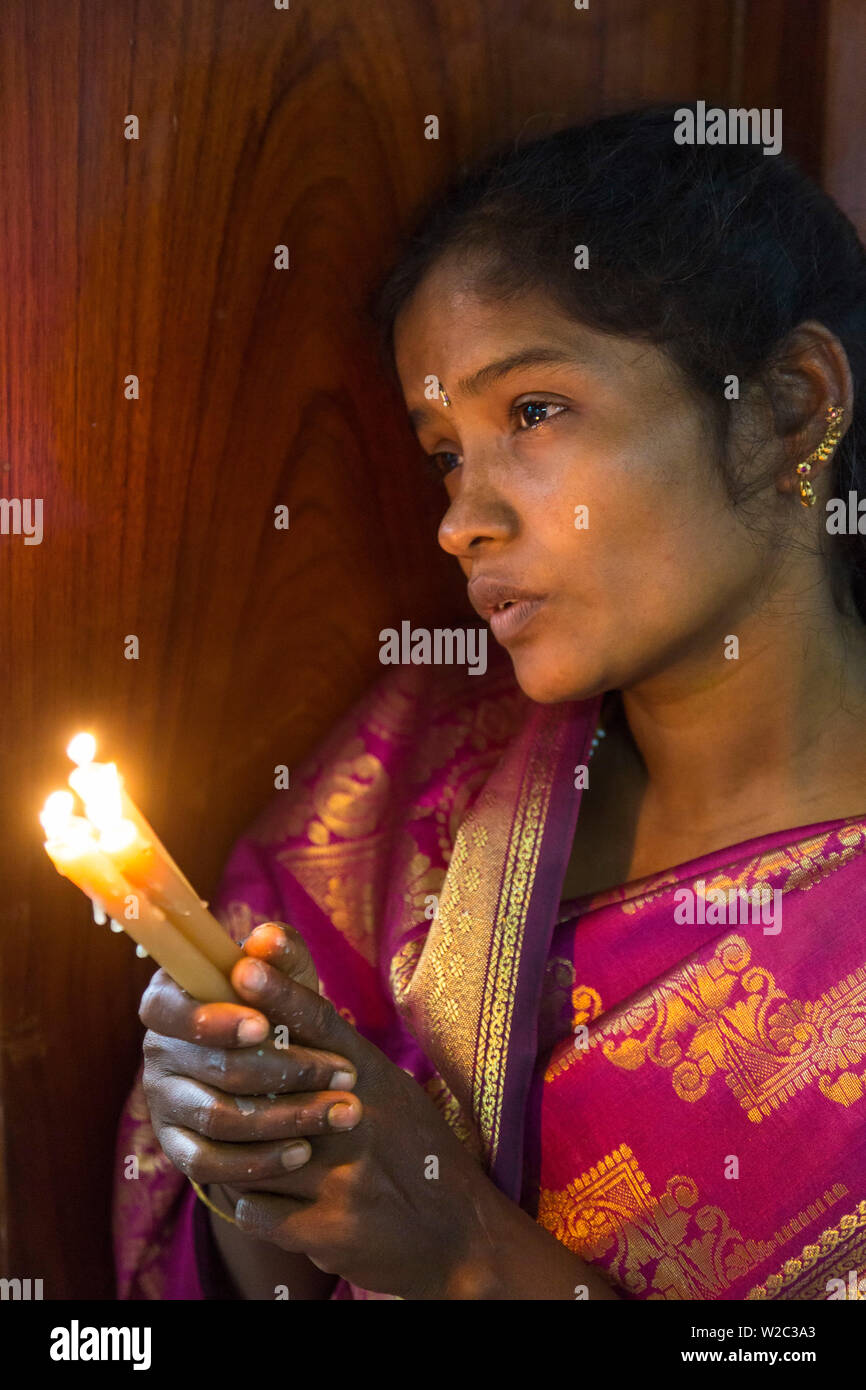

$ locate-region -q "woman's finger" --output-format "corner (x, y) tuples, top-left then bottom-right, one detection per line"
(229, 1188), (349, 1261)
(230, 957), (361, 1061)
(143, 1032), (357, 1096)
(152, 1074), (362, 1142)
(139, 968), (269, 1047)
(242, 923), (319, 992)
(158, 1124), (321, 1187)
(217, 1147), (334, 1200)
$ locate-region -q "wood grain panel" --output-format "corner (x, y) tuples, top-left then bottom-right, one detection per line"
(822, 0), (866, 235)
(0, 0), (834, 1296)
(740, 0), (829, 178)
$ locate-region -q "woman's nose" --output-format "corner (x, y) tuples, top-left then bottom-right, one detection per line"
(437, 474), (515, 558)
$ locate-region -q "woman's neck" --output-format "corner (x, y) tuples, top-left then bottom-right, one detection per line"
(619, 605), (866, 843)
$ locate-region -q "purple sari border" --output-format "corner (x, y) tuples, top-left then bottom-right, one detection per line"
(488, 693), (603, 1198)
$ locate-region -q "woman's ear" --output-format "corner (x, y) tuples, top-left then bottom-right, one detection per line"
(764, 321), (853, 494)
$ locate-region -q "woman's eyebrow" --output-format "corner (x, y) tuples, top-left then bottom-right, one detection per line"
(407, 346), (583, 429)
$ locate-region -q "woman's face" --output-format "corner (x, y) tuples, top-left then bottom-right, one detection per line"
(393, 257), (782, 704)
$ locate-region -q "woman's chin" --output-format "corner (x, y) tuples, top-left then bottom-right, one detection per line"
(507, 648), (604, 705)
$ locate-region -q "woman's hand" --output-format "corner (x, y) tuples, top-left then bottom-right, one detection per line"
(142, 922), (618, 1300)
(140, 923), (363, 1200)
(183, 925), (525, 1300)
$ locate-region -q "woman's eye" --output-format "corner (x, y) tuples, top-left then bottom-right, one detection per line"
(427, 451), (460, 480)
(424, 401), (567, 481)
(513, 399), (567, 430)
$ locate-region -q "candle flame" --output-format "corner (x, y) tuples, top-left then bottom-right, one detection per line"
(67, 732), (97, 766)
(47, 815), (98, 859)
(39, 790), (76, 839)
(98, 818), (138, 854)
(69, 762), (123, 833)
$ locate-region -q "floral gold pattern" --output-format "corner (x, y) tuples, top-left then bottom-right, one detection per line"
(537, 1142), (773, 1298)
(544, 933), (866, 1122)
(275, 837), (383, 964)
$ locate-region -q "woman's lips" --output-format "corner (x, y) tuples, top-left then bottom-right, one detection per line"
(488, 596), (547, 642)
(466, 576), (549, 643)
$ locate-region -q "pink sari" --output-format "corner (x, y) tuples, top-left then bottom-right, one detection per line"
(114, 651), (866, 1299)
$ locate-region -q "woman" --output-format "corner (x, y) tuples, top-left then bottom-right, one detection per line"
(115, 104), (866, 1300)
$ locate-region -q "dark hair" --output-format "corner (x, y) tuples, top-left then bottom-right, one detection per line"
(370, 103), (866, 621)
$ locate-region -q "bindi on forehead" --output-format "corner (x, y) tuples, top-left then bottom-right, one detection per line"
(406, 346), (592, 431)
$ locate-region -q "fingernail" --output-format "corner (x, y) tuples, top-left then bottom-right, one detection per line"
(237, 959), (267, 991)
(328, 1069), (356, 1090)
(281, 1142), (309, 1170)
(238, 1015), (268, 1044)
(328, 1102), (358, 1130)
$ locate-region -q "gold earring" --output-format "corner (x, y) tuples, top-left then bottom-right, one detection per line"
(439, 384), (451, 407)
(795, 404), (845, 507)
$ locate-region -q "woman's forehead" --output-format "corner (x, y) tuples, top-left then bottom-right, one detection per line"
(394, 283), (674, 403)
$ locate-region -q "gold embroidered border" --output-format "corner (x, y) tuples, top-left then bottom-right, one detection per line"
(746, 1198), (866, 1299)
(474, 714), (565, 1164)
(577, 821), (866, 918)
(402, 705), (570, 1169)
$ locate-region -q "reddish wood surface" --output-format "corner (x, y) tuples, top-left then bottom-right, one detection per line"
(822, 0), (866, 237)
(0, 0), (841, 1297)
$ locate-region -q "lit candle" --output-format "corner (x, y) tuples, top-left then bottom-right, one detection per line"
(65, 734), (242, 980)
(41, 792), (237, 1002)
